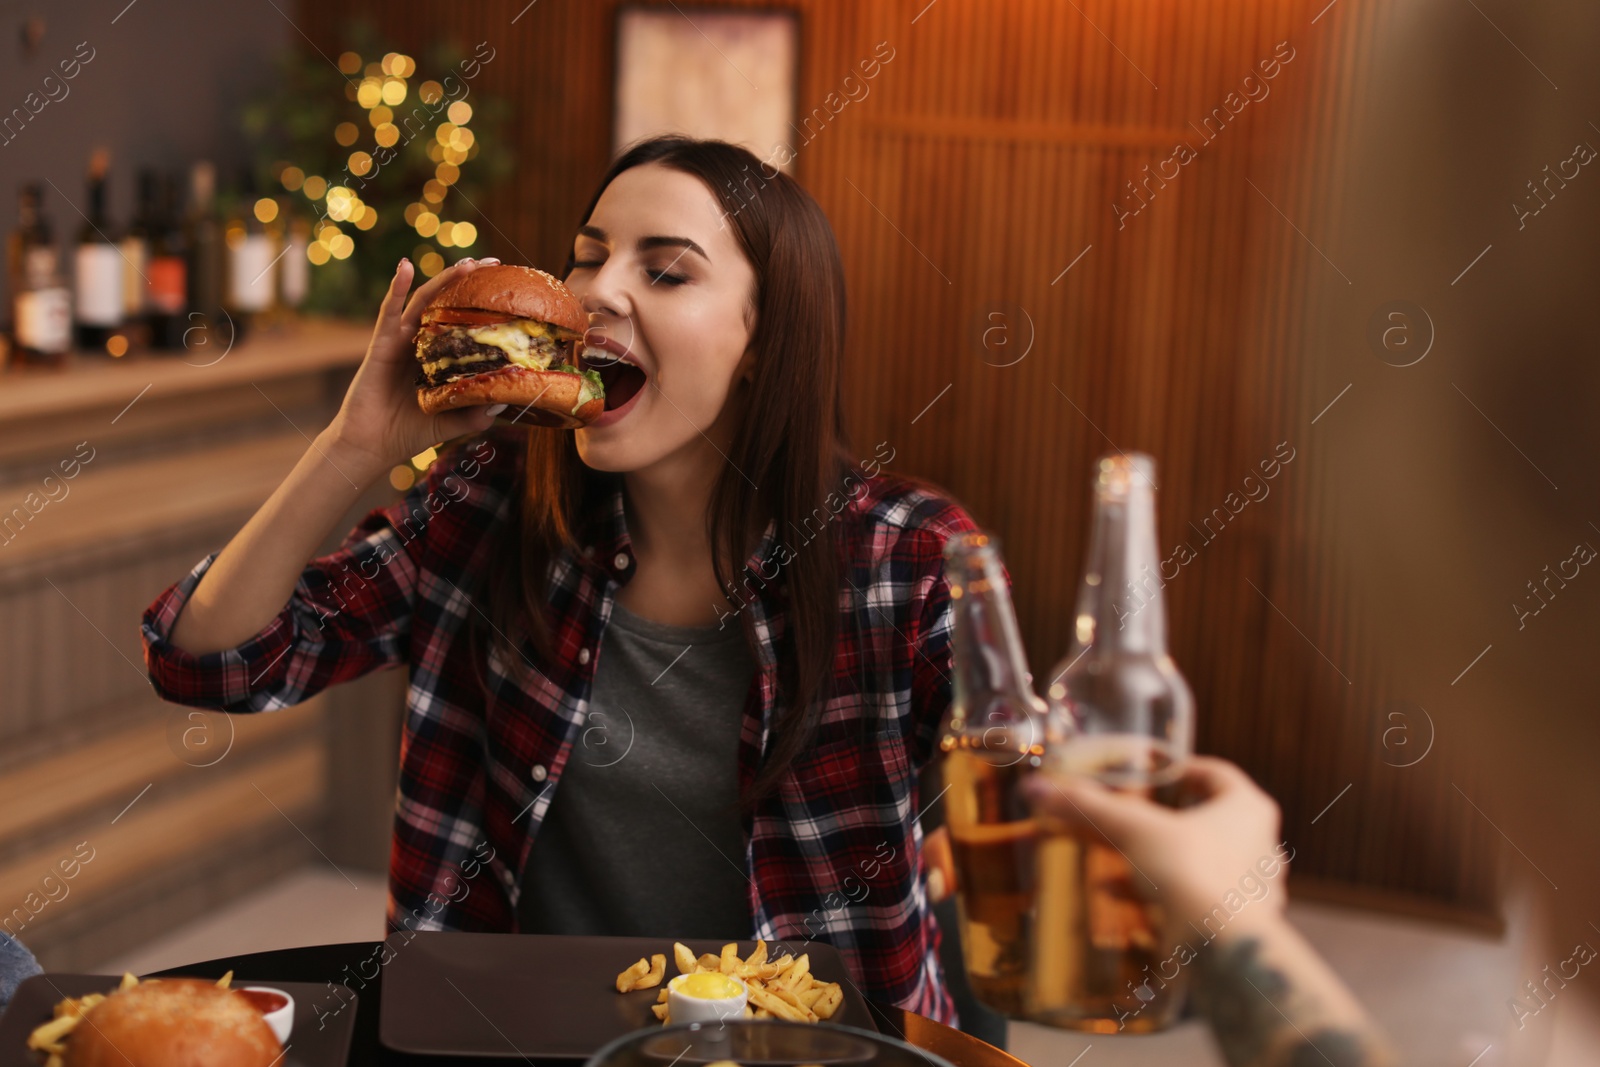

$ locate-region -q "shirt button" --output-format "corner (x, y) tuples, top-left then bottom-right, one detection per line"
(500, 868), (515, 888)
(578, 648), (591, 665)
(530, 764), (548, 782)
(583, 545), (595, 558)
(613, 551), (631, 570)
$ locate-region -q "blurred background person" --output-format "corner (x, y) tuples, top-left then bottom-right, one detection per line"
(1316, 0), (1600, 1062)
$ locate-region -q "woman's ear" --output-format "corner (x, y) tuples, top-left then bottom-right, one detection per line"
(737, 346), (757, 384)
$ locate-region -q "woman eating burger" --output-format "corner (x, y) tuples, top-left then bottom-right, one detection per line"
(141, 136), (978, 1024)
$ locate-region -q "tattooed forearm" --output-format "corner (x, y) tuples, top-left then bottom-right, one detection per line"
(1192, 936), (1396, 1067)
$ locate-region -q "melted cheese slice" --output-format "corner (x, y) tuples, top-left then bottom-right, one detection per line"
(464, 320), (558, 370)
(421, 351), (500, 374)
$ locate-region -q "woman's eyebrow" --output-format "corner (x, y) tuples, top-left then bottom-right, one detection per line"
(637, 235), (710, 263)
(575, 226), (709, 264)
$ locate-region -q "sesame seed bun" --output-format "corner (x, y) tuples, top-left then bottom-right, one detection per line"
(62, 979), (281, 1067)
(420, 264), (587, 334)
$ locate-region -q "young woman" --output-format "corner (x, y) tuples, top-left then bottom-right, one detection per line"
(142, 136), (975, 1022)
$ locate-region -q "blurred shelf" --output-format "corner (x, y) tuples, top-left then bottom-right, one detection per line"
(0, 318), (370, 488)
(0, 318), (371, 426)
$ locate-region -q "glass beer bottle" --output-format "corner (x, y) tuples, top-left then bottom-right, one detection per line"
(1030, 453), (1195, 1032)
(937, 532), (1047, 1017)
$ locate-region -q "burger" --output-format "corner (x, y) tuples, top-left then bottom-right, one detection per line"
(414, 263), (608, 428)
(59, 979), (281, 1067)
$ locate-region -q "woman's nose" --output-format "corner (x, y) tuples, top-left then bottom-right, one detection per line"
(581, 291), (633, 336)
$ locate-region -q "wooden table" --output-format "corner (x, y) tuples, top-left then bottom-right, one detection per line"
(156, 941), (1031, 1067)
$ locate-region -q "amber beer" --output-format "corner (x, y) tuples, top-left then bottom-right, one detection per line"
(936, 532), (1047, 1018)
(1029, 736), (1185, 1032)
(942, 737), (1038, 1015)
(1032, 453), (1196, 1032)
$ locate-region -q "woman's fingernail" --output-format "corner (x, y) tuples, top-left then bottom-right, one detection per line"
(396, 257), (408, 273)
(483, 403), (508, 417)
(479, 257), (501, 265)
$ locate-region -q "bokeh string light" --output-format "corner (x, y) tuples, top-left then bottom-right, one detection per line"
(274, 47), (487, 280)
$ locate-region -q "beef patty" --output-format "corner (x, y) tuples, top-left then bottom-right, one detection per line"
(415, 327), (571, 387)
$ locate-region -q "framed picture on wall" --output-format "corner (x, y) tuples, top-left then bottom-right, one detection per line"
(613, 5), (799, 173)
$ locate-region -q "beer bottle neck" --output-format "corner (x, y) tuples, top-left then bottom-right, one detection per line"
(946, 535), (1036, 720)
(1076, 456), (1168, 656)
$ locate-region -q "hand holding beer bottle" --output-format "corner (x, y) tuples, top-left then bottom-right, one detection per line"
(1025, 761), (1399, 1067)
(1026, 756), (1286, 933)
(1022, 452), (1395, 1062)
(1029, 452), (1196, 1033)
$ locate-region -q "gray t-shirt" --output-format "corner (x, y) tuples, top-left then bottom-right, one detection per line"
(516, 598), (755, 939)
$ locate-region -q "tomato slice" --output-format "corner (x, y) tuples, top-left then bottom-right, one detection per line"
(424, 307), (517, 327)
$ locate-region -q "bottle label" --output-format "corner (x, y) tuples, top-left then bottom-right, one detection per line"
(147, 256), (187, 314)
(281, 237), (309, 307)
(23, 246), (58, 288)
(16, 288), (72, 352)
(120, 236), (149, 314)
(74, 244), (124, 326)
(228, 235), (275, 312)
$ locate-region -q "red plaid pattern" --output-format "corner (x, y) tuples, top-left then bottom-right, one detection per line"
(141, 426), (979, 1022)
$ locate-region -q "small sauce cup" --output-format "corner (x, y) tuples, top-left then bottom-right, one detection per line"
(239, 986), (295, 1045)
(666, 973), (747, 1025)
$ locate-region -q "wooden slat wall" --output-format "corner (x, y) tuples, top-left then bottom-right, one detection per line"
(296, 0), (1495, 918)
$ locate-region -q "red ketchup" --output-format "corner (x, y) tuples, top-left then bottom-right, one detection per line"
(238, 988), (289, 1014)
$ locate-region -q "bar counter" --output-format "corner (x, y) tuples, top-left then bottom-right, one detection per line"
(0, 318), (403, 972)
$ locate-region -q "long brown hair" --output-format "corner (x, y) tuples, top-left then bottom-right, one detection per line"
(478, 136), (854, 802)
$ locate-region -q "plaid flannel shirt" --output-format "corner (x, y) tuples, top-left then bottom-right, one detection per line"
(141, 426), (980, 1022)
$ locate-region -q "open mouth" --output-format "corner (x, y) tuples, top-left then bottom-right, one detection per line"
(583, 347), (647, 410)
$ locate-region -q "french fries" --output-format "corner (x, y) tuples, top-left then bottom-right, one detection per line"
(26, 972), (234, 1065)
(611, 959), (662, 991)
(644, 954), (666, 989)
(614, 953), (665, 993)
(613, 940), (846, 1027)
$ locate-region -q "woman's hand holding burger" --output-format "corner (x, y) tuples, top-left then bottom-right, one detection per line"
(169, 257), (499, 656)
(324, 256), (505, 485)
(170, 252), (598, 656)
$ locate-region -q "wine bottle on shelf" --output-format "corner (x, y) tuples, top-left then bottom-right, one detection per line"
(147, 173), (189, 350)
(74, 150), (124, 352)
(8, 183), (72, 366)
(223, 167), (276, 342)
(119, 168), (158, 338)
(184, 161), (226, 352)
